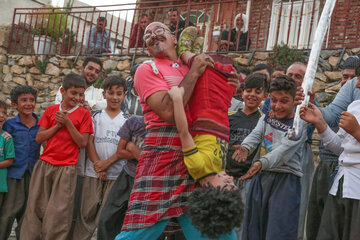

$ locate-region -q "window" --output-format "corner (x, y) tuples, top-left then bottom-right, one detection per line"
(266, 0), (320, 49)
(180, 10), (210, 24)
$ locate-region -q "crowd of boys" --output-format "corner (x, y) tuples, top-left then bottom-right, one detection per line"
(1, 17), (360, 240)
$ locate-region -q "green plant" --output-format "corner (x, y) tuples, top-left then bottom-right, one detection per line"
(93, 68), (114, 88)
(46, 10), (67, 39)
(93, 73), (105, 88)
(36, 57), (49, 74)
(93, 69), (124, 88)
(66, 58), (75, 68)
(32, 27), (47, 36)
(32, 7), (68, 41)
(267, 43), (305, 69)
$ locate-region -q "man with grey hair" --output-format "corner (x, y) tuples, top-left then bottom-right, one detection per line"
(286, 62), (314, 240)
(286, 62), (306, 86)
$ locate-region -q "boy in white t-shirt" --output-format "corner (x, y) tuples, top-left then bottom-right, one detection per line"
(73, 76), (130, 239)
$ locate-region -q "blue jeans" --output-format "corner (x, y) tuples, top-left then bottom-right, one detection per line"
(115, 214), (237, 240)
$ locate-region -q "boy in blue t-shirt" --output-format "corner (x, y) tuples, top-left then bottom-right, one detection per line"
(0, 86), (39, 240)
(0, 100), (15, 194)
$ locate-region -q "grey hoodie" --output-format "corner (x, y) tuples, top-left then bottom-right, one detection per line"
(241, 114), (307, 177)
(321, 77), (360, 127)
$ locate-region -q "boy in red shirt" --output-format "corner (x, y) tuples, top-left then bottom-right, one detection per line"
(20, 73), (93, 240)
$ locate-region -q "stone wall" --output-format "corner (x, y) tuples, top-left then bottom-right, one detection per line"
(0, 53), (143, 117)
(1, 24), (359, 160)
(2, 48), (359, 116)
(231, 48), (360, 107)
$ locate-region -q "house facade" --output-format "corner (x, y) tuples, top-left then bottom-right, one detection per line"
(136, 0), (359, 51)
(6, 0), (359, 56)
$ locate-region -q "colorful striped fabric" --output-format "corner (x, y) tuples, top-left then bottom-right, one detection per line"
(122, 126), (198, 231)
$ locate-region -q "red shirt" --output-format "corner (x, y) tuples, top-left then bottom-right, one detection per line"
(38, 104), (93, 166)
(129, 23), (146, 48)
(134, 58), (189, 129)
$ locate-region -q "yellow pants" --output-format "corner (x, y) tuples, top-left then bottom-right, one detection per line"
(183, 134), (225, 181)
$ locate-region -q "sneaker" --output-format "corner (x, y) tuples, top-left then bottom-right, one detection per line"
(192, 37), (204, 54)
(177, 26), (199, 57)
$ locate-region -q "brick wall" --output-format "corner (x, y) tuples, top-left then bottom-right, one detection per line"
(248, 0), (272, 50)
(328, 0), (360, 48)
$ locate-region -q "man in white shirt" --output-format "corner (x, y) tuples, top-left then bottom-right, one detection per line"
(55, 56), (107, 111)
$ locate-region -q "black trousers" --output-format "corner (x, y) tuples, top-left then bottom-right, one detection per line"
(306, 161), (338, 240)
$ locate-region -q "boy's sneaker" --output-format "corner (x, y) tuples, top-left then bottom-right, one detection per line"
(177, 26), (198, 57)
(192, 37), (204, 54)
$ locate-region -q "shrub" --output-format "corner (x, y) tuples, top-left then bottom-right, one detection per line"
(36, 57), (48, 74)
(31, 6), (68, 41)
(267, 43), (305, 69)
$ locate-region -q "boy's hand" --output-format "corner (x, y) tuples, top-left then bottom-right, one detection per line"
(299, 102), (322, 124)
(227, 71), (240, 90)
(340, 112), (360, 138)
(79, 100), (91, 111)
(97, 171), (107, 181)
(300, 102), (328, 134)
(238, 161), (262, 181)
(190, 53), (214, 78)
(294, 87), (315, 106)
(168, 86), (184, 101)
(56, 111), (71, 125)
(94, 159), (111, 172)
(93, 160), (102, 173)
(126, 142), (141, 160)
(55, 111), (66, 125)
(294, 86), (304, 106)
(232, 145), (249, 162)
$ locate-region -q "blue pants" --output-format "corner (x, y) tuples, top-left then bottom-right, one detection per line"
(115, 214), (237, 240)
(242, 171), (301, 240)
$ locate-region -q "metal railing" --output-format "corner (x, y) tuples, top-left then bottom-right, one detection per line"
(7, 0), (360, 56)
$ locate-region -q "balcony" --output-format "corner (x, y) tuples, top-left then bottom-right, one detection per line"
(7, 0), (360, 56)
